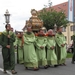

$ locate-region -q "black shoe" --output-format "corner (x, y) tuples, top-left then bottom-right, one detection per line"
(4, 70), (7, 74)
(44, 66), (48, 69)
(25, 67), (28, 69)
(33, 68), (39, 71)
(11, 70), (17, 74)
(54, 65), (58, 67)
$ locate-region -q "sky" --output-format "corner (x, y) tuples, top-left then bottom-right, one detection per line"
(0, 0), (68, 32)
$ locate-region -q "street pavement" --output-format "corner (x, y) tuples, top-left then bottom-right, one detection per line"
(0, 48), (75, 75)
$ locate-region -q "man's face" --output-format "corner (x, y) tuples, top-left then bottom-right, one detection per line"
(17, 33), (21, 37)
(39, 30), (44, 35)
(10, 28), (13, 32)
(27, 27), (32, 32)
(6, 25), (11, 31)
(21, 32), (23, 36)
(58, 27), (62, 32)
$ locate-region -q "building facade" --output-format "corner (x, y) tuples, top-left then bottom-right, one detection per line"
(62, 23), (74, 44)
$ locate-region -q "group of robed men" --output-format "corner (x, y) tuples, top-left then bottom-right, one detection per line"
(14, 25), (67, 71)
(1, 23), (73, 73)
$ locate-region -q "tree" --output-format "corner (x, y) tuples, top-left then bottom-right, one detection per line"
(38, 8), (69, 30)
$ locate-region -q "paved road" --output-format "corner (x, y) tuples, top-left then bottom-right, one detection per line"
(0, 48), (75, 75)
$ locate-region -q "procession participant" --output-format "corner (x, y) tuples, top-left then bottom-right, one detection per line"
(55, 26), (67, 66)
(14, 32), (24, 64)
(71, 34), (75, 64)
(10, 27), (13, 32)
(0, 24), (17, 74)
(23, 26), (38, 71)
(35, 28), (48, 69)
(46, 29), (58, 67)
(10, 27), (16, 39)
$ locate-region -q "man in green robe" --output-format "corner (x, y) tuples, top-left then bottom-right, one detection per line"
(0, 24), (17, 74)
(14, 32), (24, 64)
(35, 29), (48, 69)
(23, 26), (38, 71)
(47, 29), (58, 67)
(55, 27), (67, 66)
(71, 35), (75, 64)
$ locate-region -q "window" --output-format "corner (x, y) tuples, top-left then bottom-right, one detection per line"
(62, 27), (66, 32)
(71, 36), (73, 40)
(70, 25), (75, 31)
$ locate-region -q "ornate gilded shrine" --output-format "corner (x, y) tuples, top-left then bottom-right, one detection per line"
(23, 9), (43, 32)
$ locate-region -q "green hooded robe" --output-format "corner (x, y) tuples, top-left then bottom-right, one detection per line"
(35, 36), (47, 66)
(55, 33), (67, 64)
(23, 32), (38, 68)
(14, 37), (24, 64)
(47, 36), (57, 65)
(0, 30), (15, 70)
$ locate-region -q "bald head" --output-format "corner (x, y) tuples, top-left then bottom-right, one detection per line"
(48, 29), (53, 36)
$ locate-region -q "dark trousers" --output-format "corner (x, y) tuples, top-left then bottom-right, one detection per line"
(72, 52), (75, 62)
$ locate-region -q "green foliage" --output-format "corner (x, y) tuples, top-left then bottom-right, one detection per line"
(38, 8), (69, 30)
(67, 53), (73, 58)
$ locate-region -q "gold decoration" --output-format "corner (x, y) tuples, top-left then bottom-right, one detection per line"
(29, 9), (43, 32)
(23, 9), (43, 32)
